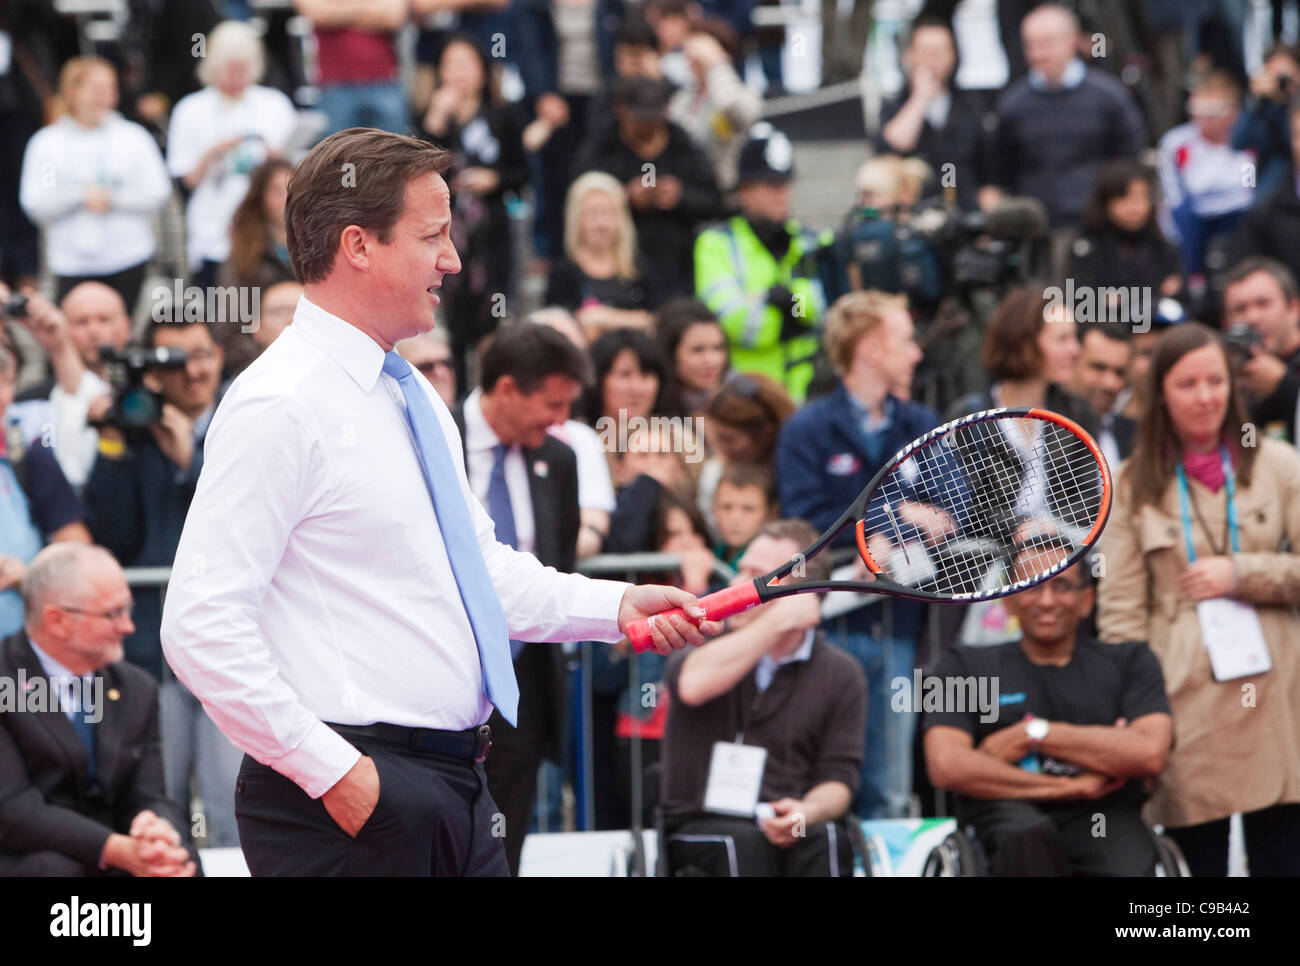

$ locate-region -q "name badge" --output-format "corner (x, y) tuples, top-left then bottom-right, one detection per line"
(1197, 598), (1272, 681)
(703, 741), (767, 818)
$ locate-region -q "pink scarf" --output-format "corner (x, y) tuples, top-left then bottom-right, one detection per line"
(1182, 447), (1232, 492)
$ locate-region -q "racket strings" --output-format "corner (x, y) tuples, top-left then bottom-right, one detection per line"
(861, 416), (1105, 597)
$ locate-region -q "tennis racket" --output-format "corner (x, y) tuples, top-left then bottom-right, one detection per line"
(627, 407), (1111, 652)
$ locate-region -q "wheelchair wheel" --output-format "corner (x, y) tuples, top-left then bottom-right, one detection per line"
(845, 820), (877, 876)
(1152, 827), (1191, 877)
(921, 830), (984, 876)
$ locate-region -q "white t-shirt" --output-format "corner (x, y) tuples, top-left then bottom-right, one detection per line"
(19, 113), (171, 276)
(550, 419), (616, 513)
(167, 85), (297, 269)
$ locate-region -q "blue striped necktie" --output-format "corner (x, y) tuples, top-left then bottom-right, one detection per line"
(382, 352), (519, 724)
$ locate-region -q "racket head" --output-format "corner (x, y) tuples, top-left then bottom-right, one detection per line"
(845, 406), (1111, 602)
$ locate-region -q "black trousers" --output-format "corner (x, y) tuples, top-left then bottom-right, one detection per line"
(664, 815), (854, 877)
(484, 643), (557, 876)
(235, 737), (509, 877)
(960, 799), (1157, 876)
(1165, 803), (1300, 877)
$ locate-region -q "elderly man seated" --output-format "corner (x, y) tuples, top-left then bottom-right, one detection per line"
(659, 519), (866, 876)
(0, 544), (196, 876)
(923, 538), (1173, 876)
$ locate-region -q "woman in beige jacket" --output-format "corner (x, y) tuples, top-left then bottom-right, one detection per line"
(1097, 323), (1300, 876)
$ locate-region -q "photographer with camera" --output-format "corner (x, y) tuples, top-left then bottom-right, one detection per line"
(1221, 257), (1300, 446)
(6, 282), (132, 489)
(83, 316), (243, 848)
(1228, 92), (1300, 289)
(1232, 42), (1300, 201)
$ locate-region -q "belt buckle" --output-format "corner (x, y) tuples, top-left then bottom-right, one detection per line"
(474, 724), (492, 763)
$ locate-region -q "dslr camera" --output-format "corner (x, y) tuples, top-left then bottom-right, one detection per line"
(97, 345), (188, 434)
(1222, 324), (1264, 366)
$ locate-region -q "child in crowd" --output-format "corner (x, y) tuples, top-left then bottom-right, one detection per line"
(711, 462), (774, 570)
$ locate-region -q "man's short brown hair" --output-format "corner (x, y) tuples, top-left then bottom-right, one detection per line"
(824, 290), (908, 377)
(755, 519), (831, 583)
(285, 128), (452, 284)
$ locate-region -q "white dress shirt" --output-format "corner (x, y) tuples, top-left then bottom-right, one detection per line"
(160, 297), (630, 799)
(28, 637), (93, 724)
(462, 387), (535, 555)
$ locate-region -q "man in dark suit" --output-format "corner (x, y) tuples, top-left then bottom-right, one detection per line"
(0, 543), (196, 876)
(452, 324), (589, 875)
(1071, 323), (1137, 471)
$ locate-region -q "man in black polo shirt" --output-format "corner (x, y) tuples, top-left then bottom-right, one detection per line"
(660, 519), (866, 876)
(923, 539), (1173, 876)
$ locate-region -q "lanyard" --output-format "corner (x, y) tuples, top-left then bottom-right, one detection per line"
(1174, 446), (1239, 563)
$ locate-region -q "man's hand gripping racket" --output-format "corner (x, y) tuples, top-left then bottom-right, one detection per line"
(626, 407), (1112, 652)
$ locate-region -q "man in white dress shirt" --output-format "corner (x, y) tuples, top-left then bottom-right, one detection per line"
(159, 128), (716, 876)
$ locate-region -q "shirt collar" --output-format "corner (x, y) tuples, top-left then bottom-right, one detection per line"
(290, 295), (388, 394)
(846, 390), (896, 433)
(755, 629), (815, 691)
(28, 636), (86, 682)
(1029, 58), (1086, 92)
(463, 387), (503, 456)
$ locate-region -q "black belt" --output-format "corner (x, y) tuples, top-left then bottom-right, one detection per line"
(326, 721), (492, 763)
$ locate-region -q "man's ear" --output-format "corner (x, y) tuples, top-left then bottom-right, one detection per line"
(337, 224), (370, 271)
(1078, 585), (1096, 619)
(42, 604), (67, 640)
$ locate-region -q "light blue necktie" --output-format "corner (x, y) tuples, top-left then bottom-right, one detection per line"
(382, 352), (519, 724)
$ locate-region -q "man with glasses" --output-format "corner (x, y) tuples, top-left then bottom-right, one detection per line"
(922, 538), (1173, 876)
(83, 316), (244, 849)
(0, 544), (197, 876)
(398, 327), (457, 407)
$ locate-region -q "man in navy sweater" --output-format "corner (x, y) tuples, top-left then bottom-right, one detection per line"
(982, 3), (1145, 267)
(776, 290), (946, 819)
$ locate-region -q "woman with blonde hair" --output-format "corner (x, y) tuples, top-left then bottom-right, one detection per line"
(166, 21), (297, 288)
(546, 170), (669, 341)
(19, 57), (171, 309)
(1097, 322), (1300, 876)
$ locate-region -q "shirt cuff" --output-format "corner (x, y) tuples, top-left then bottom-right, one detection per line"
(567, 578), (634, 643)
(272, 720), (364, 800)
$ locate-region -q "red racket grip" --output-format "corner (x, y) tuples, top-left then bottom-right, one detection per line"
(627, 581), (762, 652)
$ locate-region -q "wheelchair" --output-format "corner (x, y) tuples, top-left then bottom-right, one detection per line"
(920, 823), (1191, 877)
(653, 806), (883, 876)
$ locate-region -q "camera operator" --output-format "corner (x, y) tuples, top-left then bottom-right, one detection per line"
(1221, 257), (1300, 445)
(7, 282), (132, 488)
(83, 316), (243, 848)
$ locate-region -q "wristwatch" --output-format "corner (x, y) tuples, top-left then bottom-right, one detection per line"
(1025, 718), (1050, 743)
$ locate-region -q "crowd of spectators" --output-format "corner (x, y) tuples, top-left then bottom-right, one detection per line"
(2, 0), (1300, 878)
